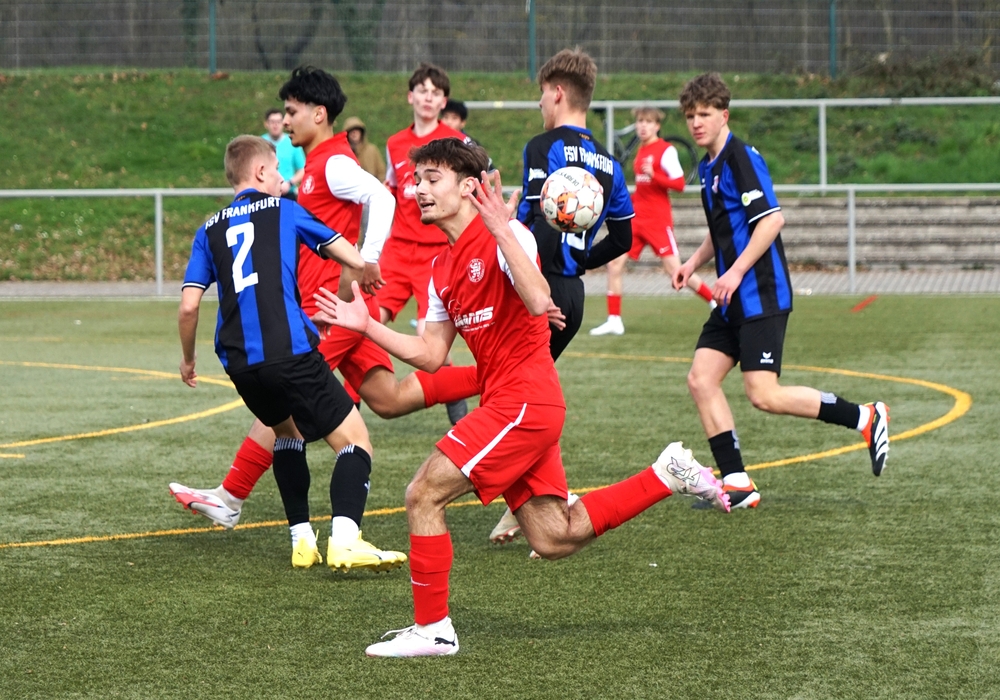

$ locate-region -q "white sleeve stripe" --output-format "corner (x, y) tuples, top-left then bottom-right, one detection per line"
(525, 195), (541, 200)
(181, 282), (208, 290)
(606, 213), (635, 221)
(747, 206), (782, 225)
(314, 233), (342, 253)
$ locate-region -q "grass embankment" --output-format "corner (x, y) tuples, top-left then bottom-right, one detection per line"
(1, 68), (998, 280)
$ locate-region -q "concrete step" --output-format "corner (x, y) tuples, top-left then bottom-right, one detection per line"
(632, 196), (1000, 267)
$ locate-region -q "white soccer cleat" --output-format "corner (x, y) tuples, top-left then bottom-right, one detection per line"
(589, 316), (624, 336)
(365, 618), (460, 658)
(652, 442), (731, 512)
(488, 506), (522, 544)
(862, 401), (890, 477)
(169, 483), (242, 529)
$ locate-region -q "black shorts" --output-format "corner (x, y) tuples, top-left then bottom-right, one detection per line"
(547, 274), (585, 361)
(695, 310), (789, 375)
(228, 351), (355, 442)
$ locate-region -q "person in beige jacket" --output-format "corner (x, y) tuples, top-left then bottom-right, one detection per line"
(344, 116), (386, 182)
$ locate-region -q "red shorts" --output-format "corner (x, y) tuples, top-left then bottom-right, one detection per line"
(317, 294), (393, 393)
(629, 221), (678, 260)
(378, 238), (448, 321)
(436, 401), (568, 512)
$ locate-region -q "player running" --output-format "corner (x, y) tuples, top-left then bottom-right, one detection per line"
(516, 48), (634, 359)
(674, 73), (890, 510)
(169, 67), (478, 568)
(177, 135), (405, 572)
(590, 106), (716, 337)
(313, 139), (730, 657)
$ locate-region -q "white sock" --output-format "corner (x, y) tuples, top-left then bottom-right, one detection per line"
(856, 404), (872, 432)
(330, 516), (360, 545)
(723, 472), (751, 489)
(211, 486), (244, 509)
(416, 616), (452, 634)
(290, 523), (315, 548)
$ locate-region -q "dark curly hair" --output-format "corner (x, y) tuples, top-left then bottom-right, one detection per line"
(278, 66), (347, 124)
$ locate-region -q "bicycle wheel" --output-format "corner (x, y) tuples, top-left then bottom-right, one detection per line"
(662, 134), (701, 185)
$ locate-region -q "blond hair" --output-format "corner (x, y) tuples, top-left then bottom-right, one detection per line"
(224, 135), (275, 187)
(537, 48), (597, 111)
(632, 106), (665, 123)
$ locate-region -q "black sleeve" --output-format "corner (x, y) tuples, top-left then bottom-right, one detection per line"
(585, 217), (632, 270)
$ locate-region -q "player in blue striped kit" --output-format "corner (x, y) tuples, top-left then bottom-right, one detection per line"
(674, 74), (890, 509)
(178, 134), (405, 571)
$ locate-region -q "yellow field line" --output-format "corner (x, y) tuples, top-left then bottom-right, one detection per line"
(0, 354), (971, 550)
(0, 361), (240, 451)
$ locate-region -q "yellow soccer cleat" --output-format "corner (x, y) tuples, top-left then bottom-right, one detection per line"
(291, 530), (322, 569)
(327, 532), (407, 573)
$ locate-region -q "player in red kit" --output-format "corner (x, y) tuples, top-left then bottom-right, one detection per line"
(380, 63), (476, 423)
(314, 139), (730, 657)
(168, 67), (479, 570)
(590, 107), (715, 337)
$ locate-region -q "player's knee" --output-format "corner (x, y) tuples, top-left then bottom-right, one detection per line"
(687, 369), (711, 399)
(745, 385), (776, 413)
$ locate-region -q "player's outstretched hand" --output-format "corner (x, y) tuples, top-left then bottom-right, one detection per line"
(179, 356), (198, 388)
(314, 281), (371, 334)
(467, 170), (514, 237)
(546, 299), (566, 330)
(360, 262), (385, 296)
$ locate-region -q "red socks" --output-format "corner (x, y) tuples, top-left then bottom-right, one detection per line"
(580, 466), (671, 537)
(221, 437), (273, 500)
(415, 365), (479, 408)
(697, 283), (714, 303)
(607, 293), (622, 317)
(409, 532), (453, 625)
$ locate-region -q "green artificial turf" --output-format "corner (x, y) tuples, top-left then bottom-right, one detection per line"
(2, 68), (999, 280)
(0, 294), (997, 698)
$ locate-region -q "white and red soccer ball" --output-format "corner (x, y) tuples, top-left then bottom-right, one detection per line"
(540, 166), (605, 235)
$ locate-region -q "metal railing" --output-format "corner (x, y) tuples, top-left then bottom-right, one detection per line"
(467, 96), (1000, 190)
(0, 187), (231, 296)
(3, 181), (1000, 296)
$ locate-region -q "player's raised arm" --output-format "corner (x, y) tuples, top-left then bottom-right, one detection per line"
(468, 170), (551, 316)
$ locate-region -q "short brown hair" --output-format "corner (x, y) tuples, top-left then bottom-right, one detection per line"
(679, 72), (731, 112)
(410, 139), (489, 182)
(537, 48), (597, 111)
(224, 135), (275, 187)
(632, 106), (665, 123)
(409, 62), (450, 97)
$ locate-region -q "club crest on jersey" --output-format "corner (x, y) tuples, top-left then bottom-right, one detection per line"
(467, 258), (486, 283)
(301, 175), (315, 195)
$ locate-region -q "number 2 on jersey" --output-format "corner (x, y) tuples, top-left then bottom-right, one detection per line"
(226, 222), (259, 293)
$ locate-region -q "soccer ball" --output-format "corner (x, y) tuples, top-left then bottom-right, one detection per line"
(540, 166), (604, 234)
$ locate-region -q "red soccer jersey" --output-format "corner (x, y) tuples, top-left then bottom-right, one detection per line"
(296, 133), (363, 316)
(632, 139), (686, 228)
(385, 122), (470, 246)
(427, 216), (564, 408)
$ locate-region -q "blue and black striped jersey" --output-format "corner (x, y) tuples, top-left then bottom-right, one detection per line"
(698, 133), (792, 324)
(182, 189), (342, 373)
(516, 125), (634, 278)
